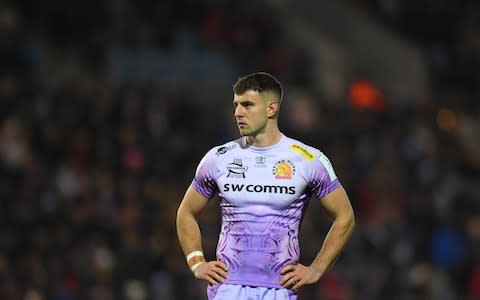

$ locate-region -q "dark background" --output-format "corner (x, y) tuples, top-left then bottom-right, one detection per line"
(0, 0), (479, 299)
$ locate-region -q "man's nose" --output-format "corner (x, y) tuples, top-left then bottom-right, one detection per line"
(234, 105), (244, 117)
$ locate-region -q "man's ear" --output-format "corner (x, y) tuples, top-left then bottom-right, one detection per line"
(267, 101), (279, 118)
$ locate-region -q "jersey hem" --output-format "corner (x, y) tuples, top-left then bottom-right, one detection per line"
(224, 279), (284, 289)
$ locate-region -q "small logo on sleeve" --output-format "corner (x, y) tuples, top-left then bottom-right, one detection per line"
(216, 144), (237, 155)
(289, 144), (316, 161)
(272, 160), (295, 179)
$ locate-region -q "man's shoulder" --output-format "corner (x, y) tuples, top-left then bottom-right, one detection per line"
(209, 138), (244, 157)
(197, 138), (243, 169)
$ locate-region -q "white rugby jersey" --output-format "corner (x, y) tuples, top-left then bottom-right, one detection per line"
(192, 134), (340, 288)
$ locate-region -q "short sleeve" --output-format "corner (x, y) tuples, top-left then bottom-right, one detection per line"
(191, 149), (219, 198)
(308, 152), (341, 199)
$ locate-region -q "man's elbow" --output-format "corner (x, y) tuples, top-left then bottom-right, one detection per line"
(176, 202), (197, 226)
(176, 202), (190, 226)
(347, 213), (355, 233)
(338, 210), (355, 234)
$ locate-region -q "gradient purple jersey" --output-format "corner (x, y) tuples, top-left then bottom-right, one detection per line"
(192, 135), (340, 288)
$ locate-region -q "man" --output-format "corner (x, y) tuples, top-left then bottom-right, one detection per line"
(176, 72), (355, 299)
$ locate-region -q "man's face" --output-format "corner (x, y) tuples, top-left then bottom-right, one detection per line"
(233, 90), (269, 137)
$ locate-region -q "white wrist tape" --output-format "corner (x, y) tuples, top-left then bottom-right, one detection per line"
(186, 251), (206, 272)
(186, 250), (204, 262)
(190, 262), (204, 273)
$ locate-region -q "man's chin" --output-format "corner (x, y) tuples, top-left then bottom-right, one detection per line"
(238, 128), (250, 136)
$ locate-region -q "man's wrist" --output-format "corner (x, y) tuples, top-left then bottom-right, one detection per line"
(186, 250), (206, 273)
(309, 263), (326, 275)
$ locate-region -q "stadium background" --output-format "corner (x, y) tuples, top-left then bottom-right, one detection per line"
(0, 0), (479, 299)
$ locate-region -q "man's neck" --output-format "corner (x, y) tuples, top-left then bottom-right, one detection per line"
(246, 126), (282, 148)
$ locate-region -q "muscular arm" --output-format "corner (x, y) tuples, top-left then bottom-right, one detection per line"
(280, 186), (355, 289)
(176, 184), (228, 284)
(311, 186), (355, 274)
(176, 184), (209, 255)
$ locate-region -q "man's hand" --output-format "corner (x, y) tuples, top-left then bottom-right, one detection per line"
(194, 261), (229, 285)
(279, 263), (323, 291)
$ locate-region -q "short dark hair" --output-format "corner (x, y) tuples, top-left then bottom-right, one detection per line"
(233, 72), (283, 103)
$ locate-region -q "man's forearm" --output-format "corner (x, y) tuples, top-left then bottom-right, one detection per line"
(310, 217), (355, 275)
(176, 209), (204, 255)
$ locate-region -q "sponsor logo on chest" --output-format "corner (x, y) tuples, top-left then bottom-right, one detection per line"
(223, 183), (296, 194)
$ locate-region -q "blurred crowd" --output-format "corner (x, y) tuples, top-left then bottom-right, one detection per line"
(0, 0), (479, 300)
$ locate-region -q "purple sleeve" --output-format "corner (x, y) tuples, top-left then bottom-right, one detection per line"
(191, 150), (218, 198)
(309, 153), (341, 199)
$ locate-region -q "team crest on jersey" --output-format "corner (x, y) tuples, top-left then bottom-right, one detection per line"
(227, 158), (248, 178)
(272, 160), (295, 179)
